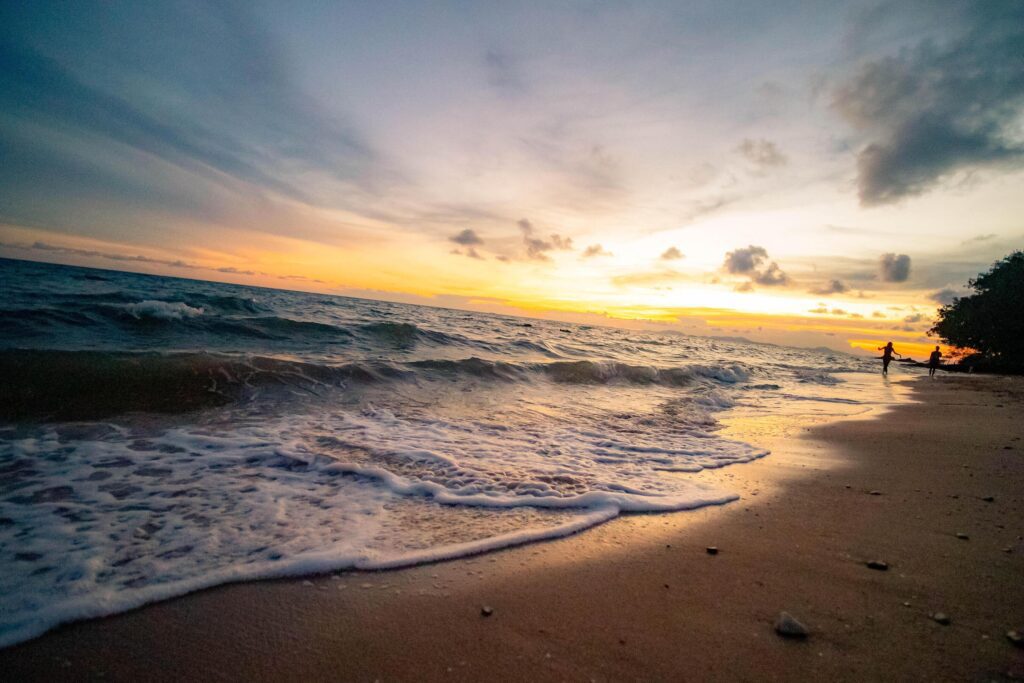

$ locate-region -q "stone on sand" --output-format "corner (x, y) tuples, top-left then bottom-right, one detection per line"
(774, 612), (809, 638)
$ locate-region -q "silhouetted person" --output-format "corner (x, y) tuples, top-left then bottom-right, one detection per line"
(878, 341), (901, 375)
(928, 345), (942, 377)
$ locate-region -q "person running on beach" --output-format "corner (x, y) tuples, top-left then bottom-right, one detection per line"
(928, 345), (942, 377)
(878, 341), (901, 375)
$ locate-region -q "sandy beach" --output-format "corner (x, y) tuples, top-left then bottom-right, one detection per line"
(2, 373), (1023, 681)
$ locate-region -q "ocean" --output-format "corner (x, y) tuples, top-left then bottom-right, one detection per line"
(0, 257), (902, 646)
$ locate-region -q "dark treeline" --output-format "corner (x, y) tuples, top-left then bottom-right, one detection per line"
(930, 251), (1024, 374)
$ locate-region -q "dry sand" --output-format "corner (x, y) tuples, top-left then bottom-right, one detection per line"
(2, 374), (1023, 681)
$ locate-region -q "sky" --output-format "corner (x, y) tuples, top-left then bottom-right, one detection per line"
(1, 0), (1022, 357)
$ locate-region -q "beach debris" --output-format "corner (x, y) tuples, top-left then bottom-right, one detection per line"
(706, 546), (719, 555)
(930, 612), (951, 626)
(866, 560), (889, 571)
(1007, 630), (1023, 647)
(955, 532), (969, 540)
(481, 605), (494, 617)
(774, 612), (809, 639)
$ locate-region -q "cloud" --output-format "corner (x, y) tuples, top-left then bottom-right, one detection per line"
(872, 311), (886, 318)
(879, 253), (911, 282)
(723, 245), (789, 287)
(736, 139), (787, 168)
(483, 49), (524, 94)
(734, 282), (754, 293)
(217, 266), (256, 275)
(833, 2), (1024, 204)
(810, 279), (849, 295)
(582, 244), (612, 258)
(7, 240), (202, 270)
(450, 229), (483, 246)
(751, 261), (790, 286)
(962, 233), (997, 245)
(904, 313), (925, 323)
(518, 219), (573, 261)
(723, 245), (769, 274)
(660, 246), (684, 261)
(450, 247), (484, 260)
(809, 306), (829, 314)
(612, 269), (689, 287)
(928, 287), (962, 305)
(0, 2), (387, 238)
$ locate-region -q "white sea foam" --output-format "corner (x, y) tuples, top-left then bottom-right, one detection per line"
(123, 300), (204, 320)
(0, 391), (765, 647)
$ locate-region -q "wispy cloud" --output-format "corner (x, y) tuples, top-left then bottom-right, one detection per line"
(736, 138), (787, 168)
(518, 219), (573, 261)
(809, 279), (849, 295)
(582, 244), (612, 258)
(660, 246), (684, 261)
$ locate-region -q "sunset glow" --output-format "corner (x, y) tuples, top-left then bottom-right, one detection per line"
(1, 2), (1021, 359)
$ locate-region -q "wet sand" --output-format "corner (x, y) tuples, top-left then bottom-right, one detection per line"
(3, 374), (1023, 681)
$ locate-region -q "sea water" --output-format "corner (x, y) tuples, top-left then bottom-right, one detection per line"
(0, 258), (898, 646)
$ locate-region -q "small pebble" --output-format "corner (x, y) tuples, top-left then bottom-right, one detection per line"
(774, 612), (809, 639)
(866, 560), (889, 571)
(481, 605), (494, 617)
(869, 490), (882, 496)
(982, 496), (995, 502)
(955, 533), (969, 540)
(1007, 630), (1023, 647)
(931, 612), (951, 626)
(706, 546), (719, 555)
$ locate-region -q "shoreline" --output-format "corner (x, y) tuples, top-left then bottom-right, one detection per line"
(3, 373), (1023, 680)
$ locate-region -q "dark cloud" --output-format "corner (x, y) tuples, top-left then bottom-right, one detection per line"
(217, 266), (256, 275)
(903, 313), (925, 323)
(660, 246), (683, 261)
(736, 138), (787, 167)
(809, 306), (828, 314)
(752, 261), (790, 286)
(872, 311), (886, 318)
(4, 240), (202, 269)
(810, 279), (849, 295)
(928, 287), (962, 305)
(582, 244), (612, 258)
(723, 245), (789, 287)
(723, 245), (768, 274)
(879, 253), (911, 282)
(833, 2), (1024, 204)
(518, 219), (572, 261)
(449, 229), (483, 246)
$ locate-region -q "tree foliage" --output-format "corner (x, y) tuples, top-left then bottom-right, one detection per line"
(930, 251), (1024, 371)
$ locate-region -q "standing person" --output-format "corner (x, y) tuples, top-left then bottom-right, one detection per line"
(928, 345), (942, 377)
(878, 341), (901, 375)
